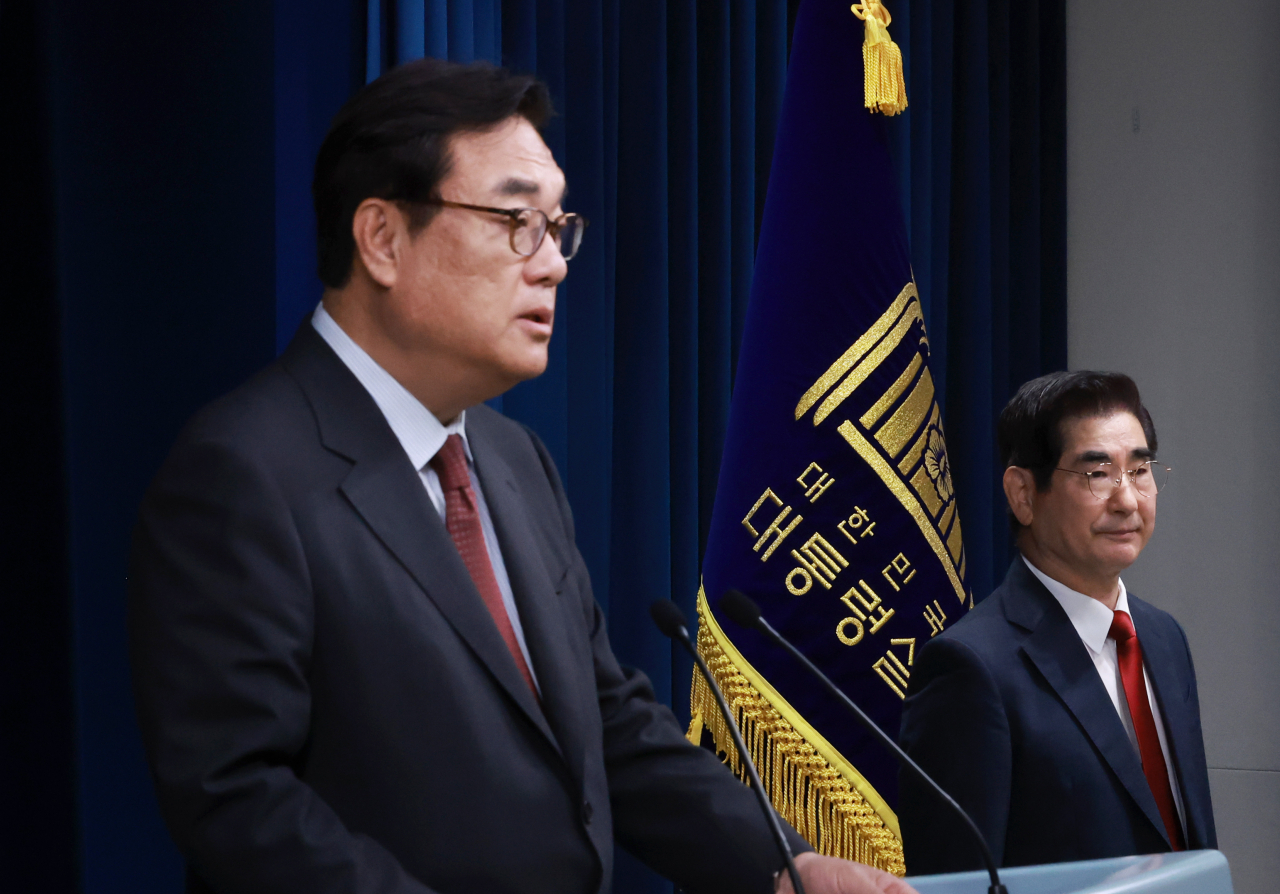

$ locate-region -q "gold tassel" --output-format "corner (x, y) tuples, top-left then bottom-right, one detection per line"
(851, 1), (908, 116)
(687, 593), (906, 876)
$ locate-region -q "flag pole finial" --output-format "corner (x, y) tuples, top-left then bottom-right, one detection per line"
(851, 1), (908, 116)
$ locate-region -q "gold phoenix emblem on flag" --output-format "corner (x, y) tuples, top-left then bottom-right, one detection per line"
(796, 281), (969, 606)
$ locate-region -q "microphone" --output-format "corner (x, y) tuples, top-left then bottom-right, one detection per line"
(649, 599), (806, 894)
(718, 590), (1007, 894)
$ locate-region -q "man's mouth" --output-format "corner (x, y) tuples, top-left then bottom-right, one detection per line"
(516, 307), (554, 339)
(519, 308), (553, 327)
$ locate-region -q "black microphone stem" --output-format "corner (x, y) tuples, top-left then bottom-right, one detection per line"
(753, 613), (1006, 894)
(673, 625), (806, 894)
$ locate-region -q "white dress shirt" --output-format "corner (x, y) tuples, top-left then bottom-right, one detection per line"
(311, 303), (539, 691)
(1022, 556), (1184, 834)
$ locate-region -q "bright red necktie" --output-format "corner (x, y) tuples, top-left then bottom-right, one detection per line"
(1109, 609), (1184, 850)
(431, 434), (538, 699)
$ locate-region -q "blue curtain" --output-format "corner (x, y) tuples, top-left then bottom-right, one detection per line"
(2, 3), (77, 893)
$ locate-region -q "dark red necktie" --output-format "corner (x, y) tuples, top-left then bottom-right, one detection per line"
(431, 434), (538, 698)
(1109, 610), (1184, 850)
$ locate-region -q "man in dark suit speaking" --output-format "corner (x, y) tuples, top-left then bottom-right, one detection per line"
(898, 371), (1216, 873)
(128, 58), (914, 894)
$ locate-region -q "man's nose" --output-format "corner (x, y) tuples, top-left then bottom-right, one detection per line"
(1108, 474), (1141, 510)
(525, 230), (569, 285)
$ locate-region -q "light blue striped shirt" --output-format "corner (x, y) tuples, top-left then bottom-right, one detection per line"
(311, 303), (538, 691)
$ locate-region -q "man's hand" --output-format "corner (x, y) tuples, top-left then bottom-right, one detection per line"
(776, 852), (919, 894)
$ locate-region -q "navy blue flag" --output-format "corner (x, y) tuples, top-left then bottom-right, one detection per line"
(691, 0), (971, 875)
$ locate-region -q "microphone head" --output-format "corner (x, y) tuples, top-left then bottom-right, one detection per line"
(719, 590), (763, 629)
(649, 599), (690, 640)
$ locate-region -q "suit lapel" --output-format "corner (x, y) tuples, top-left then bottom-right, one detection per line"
(469, 427), (590, 792)
(1129, 597), (1204, 845)
(1006, 563), (1171, 847)
(281, 327), (560, 754)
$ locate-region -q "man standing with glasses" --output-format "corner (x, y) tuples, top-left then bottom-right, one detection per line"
(897, 370), (1216, 874)
(128, 58), (913, 894)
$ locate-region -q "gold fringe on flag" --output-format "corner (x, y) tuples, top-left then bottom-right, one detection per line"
(687, 588), (906, 876)
(851, 1), (907, 115)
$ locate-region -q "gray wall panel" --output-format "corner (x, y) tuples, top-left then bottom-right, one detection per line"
(1207, 770), (1280, 894)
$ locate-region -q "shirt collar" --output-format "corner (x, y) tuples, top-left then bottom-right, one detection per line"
(310, 303), (471, 469)
(1021, 555), (1130, 654)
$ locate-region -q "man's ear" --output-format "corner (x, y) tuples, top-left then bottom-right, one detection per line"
(351, 198), (404, 289)
(1003, 466), (1036, 527)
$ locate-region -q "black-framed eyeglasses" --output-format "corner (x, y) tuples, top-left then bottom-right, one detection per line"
(427, 199), (588, 260)
(1055, 460), (1172, 499)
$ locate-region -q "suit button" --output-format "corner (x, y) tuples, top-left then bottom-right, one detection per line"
(582, 799), (594, 824)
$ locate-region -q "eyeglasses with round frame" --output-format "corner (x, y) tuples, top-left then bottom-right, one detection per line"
(1054, 460), (1172, 500)
(426, 199), (588, 260)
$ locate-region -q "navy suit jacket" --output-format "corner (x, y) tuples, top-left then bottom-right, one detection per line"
(129, 324), (805, 894)
(897, 558), (1215, 874)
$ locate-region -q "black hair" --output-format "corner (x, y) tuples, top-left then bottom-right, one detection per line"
(998, 370), (1158, 494)
(312, 58), (553, 288)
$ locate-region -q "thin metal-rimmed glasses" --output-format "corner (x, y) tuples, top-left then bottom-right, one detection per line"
(426, 199), (588, 260)
(1055, 461), (1172, 499)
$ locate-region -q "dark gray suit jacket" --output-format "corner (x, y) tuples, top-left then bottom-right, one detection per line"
(897, 558), (1215, 875)
(129, 324), (804, 894)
